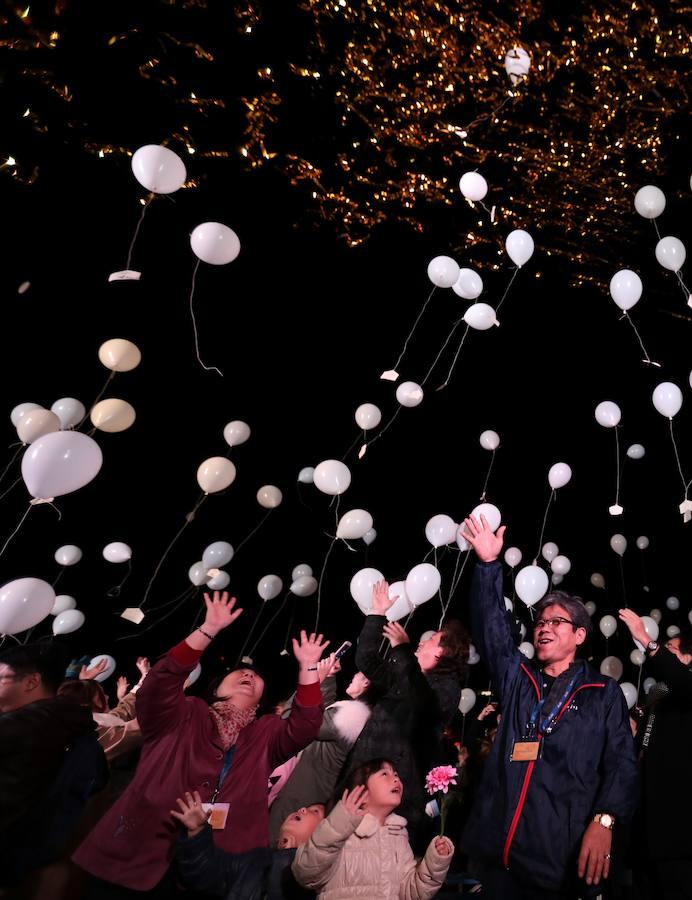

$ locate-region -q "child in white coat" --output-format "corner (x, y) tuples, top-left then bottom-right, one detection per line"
(292, 758), (453, 900)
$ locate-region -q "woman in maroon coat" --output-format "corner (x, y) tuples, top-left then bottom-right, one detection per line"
(74, 591), (326, 896)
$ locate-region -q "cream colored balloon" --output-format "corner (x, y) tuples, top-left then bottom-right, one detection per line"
(197, 457), (237, 494)
(17, 408), (60, 444)
(257, 485), (282, 509)
(98, 339), (142, 373)
(90, 399), (136, 433)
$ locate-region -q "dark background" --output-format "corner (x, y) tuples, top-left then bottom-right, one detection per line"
(0, 1), (689, 705)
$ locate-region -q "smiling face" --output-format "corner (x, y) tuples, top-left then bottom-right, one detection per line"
(533, 604), (586, 667)
(415, 631), (444, 672)
(277, 804), (325, 848)
(215, 668), (265, 710)
(345, 671), (370, 699)
(364, 761), (403, 813)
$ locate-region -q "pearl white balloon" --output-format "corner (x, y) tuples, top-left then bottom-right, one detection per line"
(186, 663), (202, 688)
(548, 462), (572, 490)
(55, 545), (82, 566)
(298, 467), (315, 484)
(636, 536), (649, 550)
(505, 229), (534, 267)
(541, 542), (559, 563)
(292, 564), (313, 581)
(609, 269), (643, 311)
(515, 565), (549, 607)
(51, 594), (77, 615)
(53, 609), (85, 636)
(666, 595), (680, 611)
(626, 444), (645, 460)
(620, 682), (638, 709)
(11, 402), (41, 427)
(22, 431), (103, 501)
(655, 236), (686, 272)
(649, 608), (662, 624)
(189, 561), (210, 587)
(349, 568), (384, 614)
(98, 339), (141, 373)
(452, 268), (483, 300)
(51, 398), (86, 430)
(504, 596), (514, 612)
(395, 381), (424, 408)
(551, 555), (571, 576)
(257, 575), (283, 601)
(599, 615), (617, 638)
(257, 485), (283, 509)
(504, 547), (522, 568)
(405, 563), (441, 607)
(590, 573), (605, 589)
(468, 644), (481, 665)
(667, 625), (680, 638)
(223, 420), (251, 447)
(594, 401), (622, 428)
(456, 528), (470, 552)
(355, 403), (382, 431)
(634, 184), (666, 219)
(471, 503), (501, 533)
(290, 575), (318, 597)
(203, 542), (234, 570)
(652, 382), (683, 418)
(425, 514), (457, 548)
(633, 616), (659, 652)
(103, 542), (132, 564)
(480, 430), (500, 451)
(131, 144), (187, 194)
(459, 171), (488, 201)
(610, 534), (627, 557)
(386, 581), (412, 623)
(337, 509), (374, 540)
(363, 528), (377, 546)
(643, 677), (656, 694)
(17, 409), (61, 444)
(600, 655), (623, 679)
(463, 302), (496, 331)
(313, 460), (351, 496)
(458, 687), (477, 714)
(519, 641), (535, 659)
(427, 255), (460, 288)
(207, 570), (230, 590)
(0, 578), (55, 634)
(504, 45), (531, 83)
(89, 654), (116, 683)
(197, 457), (236, 494)
(190, 222), (241, 265)
(585, 601), (596, 617)
(551, 574), (564, 586)
(630, 649), (645, 667)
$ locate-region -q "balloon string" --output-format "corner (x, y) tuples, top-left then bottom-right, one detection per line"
(52, 569), (64, 589)
(446, 549), (464, 606)
(636, 661), (643, 696)
(668, 418), (691, 496)
(0, 445), (23, 488)
(247, 592), (290, 658)
(78, 372), (116, 429)
(235, 602), (266, 665)
(480, 450), (497, 501)
(674, 271), (691, 301)
(341, 431), (363, 462)
(494, 266), (520, 314)
(189, 259), (223, 377)
(614, 427), (622, 507)
(282, 596), (298, 654)
(140, 493), (207, 609)
(234, 510), (273, 555)
(622, 312), (660, 367)
(534, 490), (555, 563)
(440, 551), (472, 628)
(107, 560), (134, 597)
(146, 583), (198, 614)
(125, 195), (154, 271)
(0, 475), (22, 503)
(365, 407), (403, 451)
(511, 569), (516, 603)
(460, 92), (514, 138)
(384, 608), (416, 660)
(0, 504), (33, 559)
(388, 286), (436, 373)
(618, 556), (628, 608)
(436, 325), (470, 391)
(420, 315), (465, 385)
(116, 587), (198, 641)
(315, 538), (337, 633)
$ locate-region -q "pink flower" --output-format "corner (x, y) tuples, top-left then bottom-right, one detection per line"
(425, 765), (458, 795)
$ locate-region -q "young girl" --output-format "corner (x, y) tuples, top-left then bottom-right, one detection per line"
(292, 758), (453, 899)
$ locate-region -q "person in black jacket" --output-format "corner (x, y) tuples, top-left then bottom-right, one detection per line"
(461, 514), (638, 899)
(346, 579), (467, 843)
(619, 609), (692, 899)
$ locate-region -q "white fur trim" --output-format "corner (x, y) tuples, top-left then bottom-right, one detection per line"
(328, 699), (371, 745)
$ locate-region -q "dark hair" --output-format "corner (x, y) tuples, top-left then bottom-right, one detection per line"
(0, 643), (65, 694)
(534, 592), (592, 634)
(671, 627), (692, 657)
(436, 619), (471, 678)
(343, 757), (397, 792)
(203, 664), (266, 705)
(57, 679), (108, 711)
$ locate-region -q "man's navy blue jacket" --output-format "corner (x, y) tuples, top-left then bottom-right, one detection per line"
(462, 561), (638, 891)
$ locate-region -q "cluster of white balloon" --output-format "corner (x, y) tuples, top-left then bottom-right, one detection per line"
(631, 184), (689, 304)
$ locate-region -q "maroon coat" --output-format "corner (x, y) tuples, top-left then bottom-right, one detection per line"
(74, 640), (323, 890)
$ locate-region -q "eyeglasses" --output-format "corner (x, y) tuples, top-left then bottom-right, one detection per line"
(534, 617), (577, 631)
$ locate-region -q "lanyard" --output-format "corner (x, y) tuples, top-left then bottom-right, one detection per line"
(528, 671), (579, 737)
(210, 747), (235, 803)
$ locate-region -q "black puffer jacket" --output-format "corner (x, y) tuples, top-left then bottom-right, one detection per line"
(347, 615), (461, 835)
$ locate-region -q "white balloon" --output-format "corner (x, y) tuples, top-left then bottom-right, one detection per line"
(257, 485), (283, 509)
(541, 542), (559, 563)
(519, 623), (527, 639)
(519, 641), (535, 659)
(551, 555), (571, 576)
(11, 402), (41, 427)
(349, 568), (384, 614)
(652, 382), (683, 418)
(610, 534), (627, 557)
(53, 609), (85, 635)
(585, 600), (596, 616)
(420, 631), (436, 643)
(395, 381), (424, 408)
(186, 663), (202, 688)
(504, 547), (522, 568)
(463, 302), (496, 331)
(548, 462), (572, 490)
(471, 503), (501, 533)
(51, 398), (86, 430)
(643, 677), (656, 694)
(405, 563), (441, 607)
(103, 542), (132, 564)
(635, 618), (659, 653)
(257, 575), (283, 601)
(649, 609), (662, 624)
(197, 457), (236, 494)
(590, 573), (605, 589)
(89, 655), (116, 683)
(620, 682), (638, 709)
(480, 430), (500, 451)
(452, 268), (483, 300)
(515, 566), (549, 607)
(0, 578), (55, 634)
(630, 649), (645, 667)
(689, 610), (692, 627)
(17, 409), (61, 444)
(551, 574), (564, 586)
(468, 644), (481, 665)
(636, 536), (649, 550)
(292, 564), (313, 581)
(386, 581), (412, 622)
(666, 595), (680, 611)
(655, 236), (686, 272)
(504, 596), (514, 612)
(599, 615), (617, 638)
(667, 625), (681, 638)
(298, 467), (315, 484)
(634, 184), (666, 219)
(626, 444), (645, 460)
(98, 338), (141, 373)
(459, 171), (488, 201)
(337, 509), (374, 540)
(189, 561), (210, 587)
(190, 222), (241, 265)
(131, 145), (186, 194)
(600, 655), (623, 680)
(55, 545), (82, 567)
(427, 255), (460, 288)
(223, 421), (251, 447)
(207, 570), (230, 590)
(456, 528), (470, 552)
(504, 46), (531, 84)
(505, 229), (534, 267)
(363, 528), (377, 546)
(51, 594), (77, 615)
(355, 403), (382, 431)
(203, 542), (234, 570)
(425, 514), (457, 548)
(458, 687), (477, 715)
(313, 459), (351, 496)
(290, 575), (318, 597)
(595, 401), (622, 428)
(609, 269), (643, 311)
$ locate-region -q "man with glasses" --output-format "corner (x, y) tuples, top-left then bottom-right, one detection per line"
(460, 514), (637, 900)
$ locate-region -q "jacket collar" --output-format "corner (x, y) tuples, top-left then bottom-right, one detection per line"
(355, 812), (407, 838)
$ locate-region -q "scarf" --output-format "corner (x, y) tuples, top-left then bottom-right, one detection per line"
(209, 700), (258, 751)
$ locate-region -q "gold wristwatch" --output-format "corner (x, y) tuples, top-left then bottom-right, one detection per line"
(593, 813), (615, 830)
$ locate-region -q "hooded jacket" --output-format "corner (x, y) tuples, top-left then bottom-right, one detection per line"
(461, 561), (638, 891)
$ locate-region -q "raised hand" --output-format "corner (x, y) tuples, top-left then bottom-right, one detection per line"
(383, 621), (410, 648)
(116, 676), (129, 700)
(371, 580), (394, 616)
(341, 785), (369, 818)
(618, 609), (650, 649)
(202, 591), (243, 637)
(170, 791), (211, 837)
(135, 656), (151, 678)
(462, 515), (506, 563)
(79, 658), (108, 681)
(292, 631), (331, 669)
(434, 836), (453, 856)
(317, 652), (341, 683)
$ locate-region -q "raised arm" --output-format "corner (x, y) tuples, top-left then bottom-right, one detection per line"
(400, 836), (454, 900)
(619, 609), (692, 700)
(354, 581), (398, 688)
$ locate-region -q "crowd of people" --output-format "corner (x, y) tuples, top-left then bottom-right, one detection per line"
(0, 514), (690, 900)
